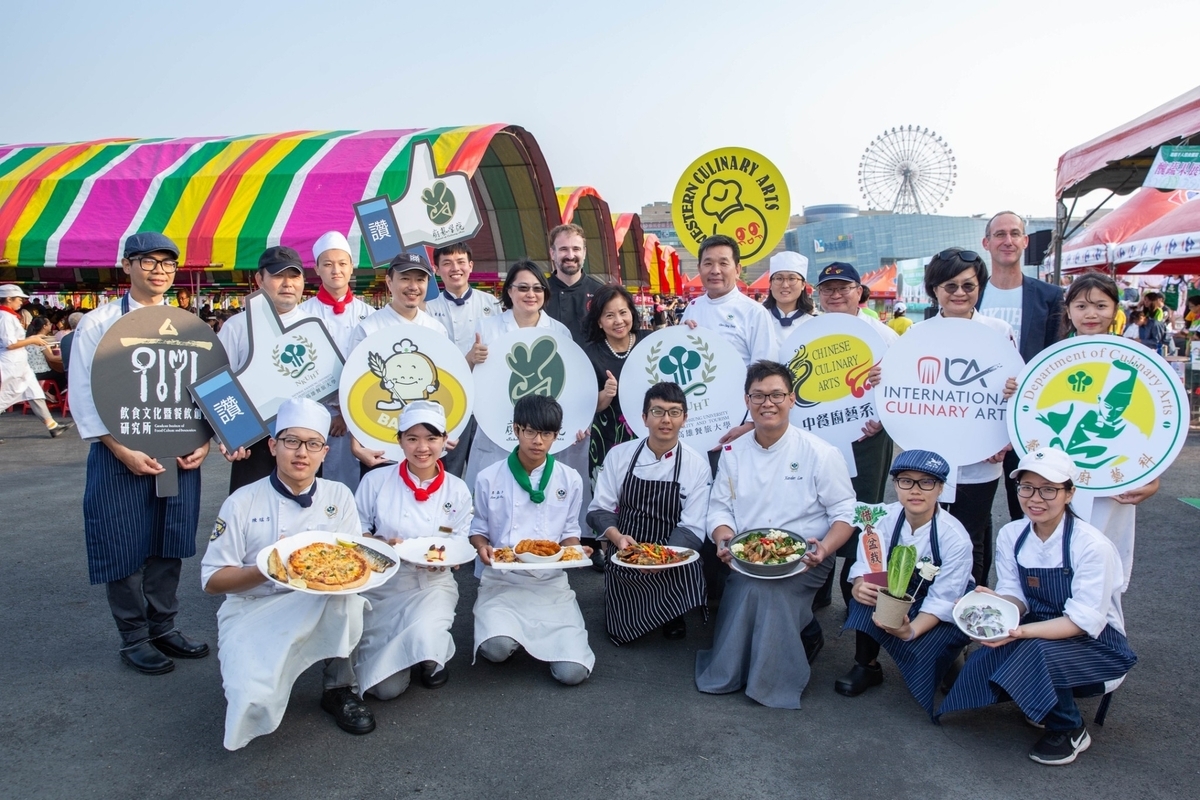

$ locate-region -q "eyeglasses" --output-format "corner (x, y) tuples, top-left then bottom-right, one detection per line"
(511, 284), (545, 294)
(937, 249), (982, 264)
(748, 391), (791, 405)
(277, 436), (326, 452)
(894, 476), (940, 491)
(516, 426), (556, 441)
(938, 281), (979, 296)
(133, 256), (179, 273)
(1016, 483), (1066, 500)
(770, 274), (805, 285)
(647, 407), (685, 418)
(817, 284), (858, 296)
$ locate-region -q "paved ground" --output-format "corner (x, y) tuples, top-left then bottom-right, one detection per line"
(1, 412), (1196, 799)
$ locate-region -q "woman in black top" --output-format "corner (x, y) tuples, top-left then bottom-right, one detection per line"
(581, 284), (646, 480)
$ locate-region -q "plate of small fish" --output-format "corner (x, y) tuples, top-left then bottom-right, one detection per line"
(953, 591), (1020, 642)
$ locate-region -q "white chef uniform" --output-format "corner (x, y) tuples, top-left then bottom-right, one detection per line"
(200, 476), (365, 751)
(588, 438), (712, 543)
(347, 304), (447, 353)
(353, 465), (473, 696)
(470, 457), (595, 672)
(299, 294), (375, 491)
(680, 291), (776, 366)
(426, 287), (502, 356)
(847, 502), (974, 624)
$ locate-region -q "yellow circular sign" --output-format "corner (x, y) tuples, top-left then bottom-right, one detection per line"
(671, 147), (791, 265)
(790, 333), (875, 404)
(345, 369), (470, 443)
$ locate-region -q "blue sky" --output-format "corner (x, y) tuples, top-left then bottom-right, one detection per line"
(3, 0), (1194, 219)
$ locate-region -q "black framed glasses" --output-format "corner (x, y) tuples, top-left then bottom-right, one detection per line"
(647, 407), (685, 418)
(1016, 483), (1066, 500)
(937, 249), (982, 264)
(894, 476), (940, 491)
(277, 436), (326, 452)
(133, 256), (180, 273)
(748, 391), (791, 405)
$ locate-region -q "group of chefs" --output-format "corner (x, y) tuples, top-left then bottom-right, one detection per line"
(53, 213), (1155, 765)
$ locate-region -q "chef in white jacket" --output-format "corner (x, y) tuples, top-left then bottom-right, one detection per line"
(299, 231), (374, 491)
(201, 398), (375, 750)
(355, 401), (473, 699)
(217, 246), (317, 492)
(0, 284), (71, 436)
(679, 234), (776, 367)
(469, 394), (595, 685)
(695, 361), (857, 709)
(346, 252), (447, 353)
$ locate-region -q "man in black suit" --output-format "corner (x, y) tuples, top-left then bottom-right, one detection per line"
(978, 210), (1065, 522)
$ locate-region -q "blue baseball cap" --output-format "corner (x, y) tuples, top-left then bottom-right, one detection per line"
(123, 232), (180, 260)
(387, 251), (434, 277)
(817, 262), (861, 285)
(890, 449), (949, 482)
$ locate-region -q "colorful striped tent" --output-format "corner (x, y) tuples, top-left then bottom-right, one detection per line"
(554, 186), (618, 280)
(642, 233), (682, 295)
(611, 212), (648, 287)
(0, 125), (559, 288)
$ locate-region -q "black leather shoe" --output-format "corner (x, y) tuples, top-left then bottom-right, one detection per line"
(49, 422), (74, 438)
(801, 629), (825, 664)
(120, 641), (175, 675)
(321, 688), (375, 735)
(590, 548), (605, 573)
(663, 616), (687, 640)
(152, 631), (210, 659)
(834, 663), (884, 697)
(420, 662), (449, 689)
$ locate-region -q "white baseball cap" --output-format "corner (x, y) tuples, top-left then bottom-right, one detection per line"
(312, 231), (353, 265)
(1009, 447), (1078, 484)
(275, 397), (332, 439)
(768, 251), (809, 278)
(398, 400), (447, 434)
(893, 302), (907, 314)
(0, 284), (30, 299)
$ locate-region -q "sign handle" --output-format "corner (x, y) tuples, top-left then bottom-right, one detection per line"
(155, 460), (180, 498)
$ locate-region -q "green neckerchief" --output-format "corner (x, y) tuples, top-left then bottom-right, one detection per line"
(507, 448), (555, 503)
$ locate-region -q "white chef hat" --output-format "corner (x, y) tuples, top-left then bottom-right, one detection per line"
(769, 251), (809, 278)
(275, 397), (332, 439)
(312, 231), (353, 266)
(398, 400), (447, 435)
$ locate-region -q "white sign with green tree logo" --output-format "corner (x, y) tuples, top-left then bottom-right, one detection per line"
(618, 326), (747, 452)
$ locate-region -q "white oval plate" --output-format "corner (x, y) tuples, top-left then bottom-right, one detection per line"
(255, 531), (399, 596)
(395, 536), (477, 568)
(609, 546), (701, 571)
(953, 590), (1020, 642)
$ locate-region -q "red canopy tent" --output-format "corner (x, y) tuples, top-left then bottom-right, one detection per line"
(748, 271), (772, 292)
(1054, 188), (1196, 270)
(1054, 85), (1200, 281)
(861, 264), (897, 298)
(1110, 197), (1200, 274)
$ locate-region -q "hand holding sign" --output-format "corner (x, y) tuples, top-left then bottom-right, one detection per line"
(190, 291), (344, 453)
(391, 141), (482, 249)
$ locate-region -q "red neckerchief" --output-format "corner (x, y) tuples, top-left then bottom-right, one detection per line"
(400, 460), (445, 502)
(316, 285), (353, 314)
(0, 306), (21, 319)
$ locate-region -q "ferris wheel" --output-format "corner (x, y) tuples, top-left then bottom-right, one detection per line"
(857, 125), (956, 214)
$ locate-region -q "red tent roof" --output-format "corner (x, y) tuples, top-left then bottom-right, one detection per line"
(1111, 197), (1200, 270)
(1056, 188), (1196, 269)
(861, 264), (897, 298)
(1056, 85), (1200, 199)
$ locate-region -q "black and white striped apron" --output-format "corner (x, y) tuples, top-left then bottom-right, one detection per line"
(81, 293), (202, 585)
(936, 515), (1137, 723)
(603, 440), (707, 645)
(844, 510), (972, 717)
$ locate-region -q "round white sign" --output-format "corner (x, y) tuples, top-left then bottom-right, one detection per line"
(1008, 334), (1187, 495)
(472, 328), (595, 455)
(618, 326), (749, 453)
(339, 326), (474, 463)
(877, 317), (1024, 466)
(778, 313), (887, 458)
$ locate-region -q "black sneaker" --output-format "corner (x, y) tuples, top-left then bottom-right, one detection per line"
(49, 422), (74, 438)
(321, 687), (375, 735)
(1029, 725), (1090, 765)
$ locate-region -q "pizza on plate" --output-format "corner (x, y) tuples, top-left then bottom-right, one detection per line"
(286, 542), (370, 591)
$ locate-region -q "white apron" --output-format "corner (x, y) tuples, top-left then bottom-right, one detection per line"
(473, 569), (595, 670)
(0, 313), (44, 408)
(217, 592), (366, 751)
(465, 430), (592, 532)
(355, 565), (458, 693)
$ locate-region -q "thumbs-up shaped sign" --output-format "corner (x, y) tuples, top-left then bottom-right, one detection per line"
(189, 290), (345, 451)
(391, 141), (482, 249)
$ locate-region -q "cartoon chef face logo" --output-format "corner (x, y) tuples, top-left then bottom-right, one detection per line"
(368, 339), (439, 411)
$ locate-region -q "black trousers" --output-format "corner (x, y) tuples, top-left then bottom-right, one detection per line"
(105, 556), (182, 646)
(944, 478), (999, 588)
(1002, 449), (1024, 522)
(229, 444), (277, 494)
(441, 415), (477, 479)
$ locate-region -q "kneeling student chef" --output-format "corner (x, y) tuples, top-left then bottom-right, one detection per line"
(201, 397), (375, 750)
(936, 447), (1136, 766)
(836, 449), (974, 717)
(470, 394), (595, 685)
